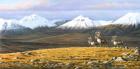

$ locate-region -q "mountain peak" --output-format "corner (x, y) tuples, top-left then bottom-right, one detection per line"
(31, 14), (38, 16)
(19, 14), (49, 29)
(58, 15), (94, 29)
(22, 14), (42, 20)
(114, 12), (140, 26)
(74, 15), (90, 21)
(30, 14), (42, 18)
(74, 15), (86, 19)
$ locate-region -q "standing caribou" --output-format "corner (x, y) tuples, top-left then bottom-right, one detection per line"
(88, 36), (95, 46)
(111, 36), (125, 46)
(88, 32), (107, 46)
(88, 32), (126, 47)
(94, 32), (108, 46)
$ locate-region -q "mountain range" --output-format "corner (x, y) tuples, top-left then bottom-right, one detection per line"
(1, 12), (140, 31)
(58, 13), (140, 29)
(57, 15), (113, 29)
(0, 14), (51, 30)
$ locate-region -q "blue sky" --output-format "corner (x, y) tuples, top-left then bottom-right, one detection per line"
(0, 0), (140, 20)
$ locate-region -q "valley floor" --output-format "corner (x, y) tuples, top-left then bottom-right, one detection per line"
(0, 33), (140, 69)
(0, 33), (140, 53)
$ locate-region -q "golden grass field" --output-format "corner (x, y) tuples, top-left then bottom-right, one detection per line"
(0, 47), (139, 69)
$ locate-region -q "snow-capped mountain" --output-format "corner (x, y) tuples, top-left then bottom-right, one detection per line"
(0, 14), (50, 30)
(58, 15), (95, 29)
(0, 19), (26, 31)
(19, 14), (49, 29)
(114, 13), (140, 27)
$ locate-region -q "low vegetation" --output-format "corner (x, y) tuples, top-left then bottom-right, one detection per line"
(0, 47), (139, 69)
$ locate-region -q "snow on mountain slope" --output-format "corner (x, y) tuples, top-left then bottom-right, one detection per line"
(19, 14), (49, 29)
(58, 15), (95, 29)
(0, 14), (53, 31)
(93, 20), (113, 26)
(0, 19), (25, 30)
(114, 13), (140, 26)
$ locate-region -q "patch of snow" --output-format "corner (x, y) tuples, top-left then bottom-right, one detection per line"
(58, 15), (95, 29)
(19, 14), (49, 29)
(114, 12), (140, 27)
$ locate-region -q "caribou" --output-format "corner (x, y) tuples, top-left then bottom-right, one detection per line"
(87, 32), (127, 47)
(96, 37), (108, 46)
(90, 41), (95, 46)
(88, 36), (96, 46)
(111, 40), (125, 46)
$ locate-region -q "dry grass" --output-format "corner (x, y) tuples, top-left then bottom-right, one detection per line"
(0, 47), (139, 69)
(0, 47), (135, 63)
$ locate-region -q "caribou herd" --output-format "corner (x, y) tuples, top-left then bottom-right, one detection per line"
(88, 32), (126, 46)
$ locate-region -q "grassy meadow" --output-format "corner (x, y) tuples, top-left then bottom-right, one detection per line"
(0, 47), (139, 69)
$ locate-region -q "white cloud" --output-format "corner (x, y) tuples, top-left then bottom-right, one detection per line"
(0, 0), (47, 11)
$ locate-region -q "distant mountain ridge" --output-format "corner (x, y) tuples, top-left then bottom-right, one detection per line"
(1, 13), (140, 36)
(114, 13), (140, 27)
(1, 13), (140, 31)
(0, 14), (50, 30)
(58, 13), (140, 30)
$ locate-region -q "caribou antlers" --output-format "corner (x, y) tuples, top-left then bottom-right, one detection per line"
(88, 32), (126, 47)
